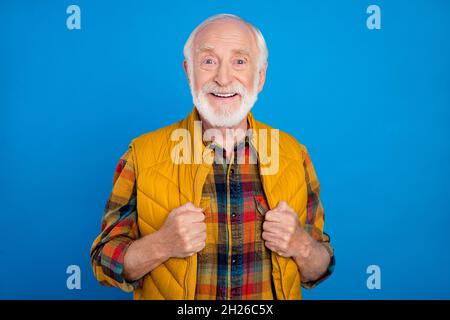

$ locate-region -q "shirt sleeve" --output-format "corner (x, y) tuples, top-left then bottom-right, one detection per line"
(90, 148), (143, 292)
(300, 145), (335, 289)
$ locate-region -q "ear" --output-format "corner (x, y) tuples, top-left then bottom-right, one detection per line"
(183, 60), (191, 85)
(257, 62), (268, 93)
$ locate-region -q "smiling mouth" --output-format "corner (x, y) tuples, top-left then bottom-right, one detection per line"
(209, 92), (239, 99)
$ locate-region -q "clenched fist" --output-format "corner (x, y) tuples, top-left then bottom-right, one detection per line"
(262, 201), (312, 258)
(123, 202), (206, 281)
(261, 201), (331, 283)
(158, 202), (207, 258)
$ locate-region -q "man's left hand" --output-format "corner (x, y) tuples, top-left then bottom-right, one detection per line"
(262, 200), (313, 259)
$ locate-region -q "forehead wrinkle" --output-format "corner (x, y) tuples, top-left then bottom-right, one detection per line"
(194, 38), (256, 58)
(196, 43), (215, 54)
(198, 32), (252, 47)
(196, 43), (251, 57)
(193, 20), (258, 56)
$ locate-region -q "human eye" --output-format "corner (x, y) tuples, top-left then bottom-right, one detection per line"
(233, 57), (248, 68)
(202, 57), (217, 65)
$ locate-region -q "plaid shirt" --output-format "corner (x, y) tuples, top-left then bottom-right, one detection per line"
(196, 137), (274, 299)
(90, 136), (335, 298)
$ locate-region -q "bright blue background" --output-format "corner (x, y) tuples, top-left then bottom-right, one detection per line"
(1, 0), (449, 299)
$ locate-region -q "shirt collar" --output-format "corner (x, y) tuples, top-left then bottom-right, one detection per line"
(202, 121), (254, 151)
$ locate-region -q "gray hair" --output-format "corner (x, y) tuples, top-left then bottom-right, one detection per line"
(183, 14), (268, 76)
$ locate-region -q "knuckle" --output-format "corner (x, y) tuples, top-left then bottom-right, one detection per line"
(184, 243), (192, 252)
(196, 213), (206, 221)
(175, 216), (184, 226)
(181, 233), (190, 242)
(178, 226), (186, 235)
(182, 202), (193, 209)
(169, 210), (178, 218)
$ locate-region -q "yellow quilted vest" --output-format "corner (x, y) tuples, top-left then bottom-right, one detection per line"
(130, 107), (308, 300)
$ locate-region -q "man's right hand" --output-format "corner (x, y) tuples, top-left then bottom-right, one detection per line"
(158, 202), (207, 258)
(123, 202), (206, 281)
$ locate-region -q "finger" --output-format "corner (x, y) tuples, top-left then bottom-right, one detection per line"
(190, 233), (207, 245)
(190, 222), (207, 234)
(262, 221), (282, 232)
(262, 230), (281, 242)
(264, 210), (281, 222)
(191, 232), (207, 244)
(275, 200), (290, 211)
(262, 231), (271, 241)
(181, 202), (204, 212)
(262, 230), (284, 242)
(193, 241), (206, 253)
(184, 211), (205, 222)
(265, 241), (286, 257)
(264, 241), (278, 253)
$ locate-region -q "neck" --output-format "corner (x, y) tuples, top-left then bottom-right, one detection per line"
(199, 114), (249, 155)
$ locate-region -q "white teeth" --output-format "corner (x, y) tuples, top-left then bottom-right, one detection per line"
(212, 93), (236, 98)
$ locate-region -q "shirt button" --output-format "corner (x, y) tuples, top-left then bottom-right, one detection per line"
(230, 168), (234, 175)
(231, 213), (236, 218)
(232, 258), (236, 264)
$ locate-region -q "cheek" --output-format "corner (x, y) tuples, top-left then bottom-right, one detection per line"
(237, 72), (257, 92)
(193, 79), (202, 93)
(193, 71), (212, 92)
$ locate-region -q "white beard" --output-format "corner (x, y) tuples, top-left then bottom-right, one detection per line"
(191, 76), (259, 127)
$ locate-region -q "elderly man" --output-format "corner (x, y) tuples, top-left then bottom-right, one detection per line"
(90, 14), (335, 300)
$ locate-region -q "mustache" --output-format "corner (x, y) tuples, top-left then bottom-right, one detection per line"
(201, 82), (247, 96)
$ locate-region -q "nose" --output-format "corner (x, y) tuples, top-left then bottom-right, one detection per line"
(214, 62), (232, 87)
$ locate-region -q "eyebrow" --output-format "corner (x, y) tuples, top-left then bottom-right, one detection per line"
(233, 48), (251, 56)
(196, 44), (215, 53)
(196, 44), (251, 56)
